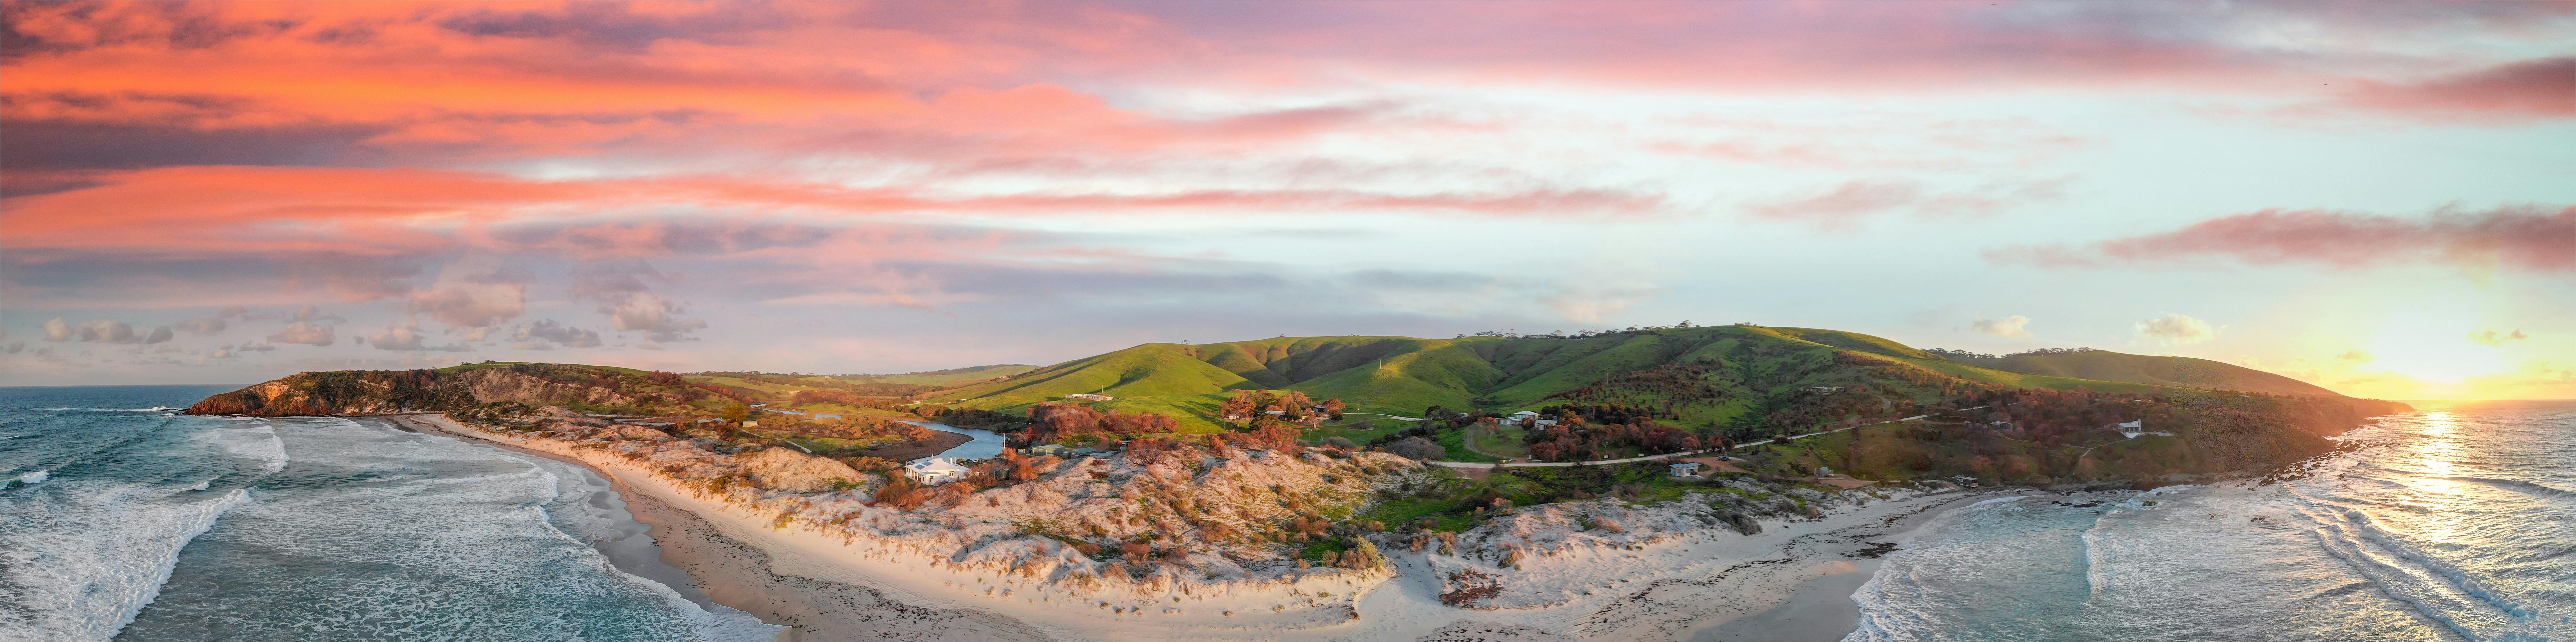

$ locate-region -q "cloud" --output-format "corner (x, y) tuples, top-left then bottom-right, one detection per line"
(603, 293), (707, 342)
(1540, 282), (1663, 324)
(292, 305), (346, 323)
(406, 256), (527, 328)
(2467, 329), (2530, 347)
(45, 319), (167, 344)
(1986, 204), (2575, 273)
(366, 325), (468, 352)
(1972, 315), (2032, 338)
(267, 321), (336, 346)
(173, 305), (253, 335)
(570, 260), (671, 303)
(519, 320), (604, 348)
(2136, 313), (2217, 345)
(2336, 350), (2375, 363)
(1744, 177), (2070, 229)
(2336, 57), (2576, 124)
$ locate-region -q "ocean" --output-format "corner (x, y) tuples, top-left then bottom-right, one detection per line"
(1848, 400), (2576, 642)
(0, 385), (783, 642)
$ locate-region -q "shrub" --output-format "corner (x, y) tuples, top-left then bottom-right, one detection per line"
(1385, 437), (1445, 460)
(870, 474), (928, 510)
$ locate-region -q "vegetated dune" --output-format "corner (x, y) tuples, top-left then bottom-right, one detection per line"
(430, 406), (1423, 622)
(413, 404), (1943, 638)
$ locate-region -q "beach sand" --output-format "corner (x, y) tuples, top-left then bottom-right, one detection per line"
(394, 413), (2003, 642)
(392, 415), (1041, 641)
(1689, 491), (2032, 642)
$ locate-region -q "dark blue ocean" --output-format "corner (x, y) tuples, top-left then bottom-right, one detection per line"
(0, 385), (780, 641)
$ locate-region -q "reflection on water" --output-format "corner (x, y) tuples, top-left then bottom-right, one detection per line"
(905, 420), (1005, 461)
(1847, 401), (2576, 642)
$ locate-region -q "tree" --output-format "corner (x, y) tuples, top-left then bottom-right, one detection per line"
(1323, 399), (1346, 420)
(720, 403), (750, 425)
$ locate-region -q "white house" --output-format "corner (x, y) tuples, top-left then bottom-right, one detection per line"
(2115, 420), (2145, 438)
(1669, 462), (1705, 478)
(904, 458), (969, 485)
(1064, 393), (1115, 401)
(1531, 419), (1558, 428)
(1501, 410), (1541, 426)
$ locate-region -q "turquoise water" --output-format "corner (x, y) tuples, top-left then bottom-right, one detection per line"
(1849, 401), (2576, 642)
(0, 386), (781, 641)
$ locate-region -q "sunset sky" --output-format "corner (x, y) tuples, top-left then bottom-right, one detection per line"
(2, 1), (2569, 398)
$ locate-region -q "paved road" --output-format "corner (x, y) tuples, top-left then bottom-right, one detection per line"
(1424, 413), (1935, 469)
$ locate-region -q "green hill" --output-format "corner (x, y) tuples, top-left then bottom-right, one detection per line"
(1940, 350), (2338, 396)
(854, 364), (1037, 387)
(932, 325), (2367, 433)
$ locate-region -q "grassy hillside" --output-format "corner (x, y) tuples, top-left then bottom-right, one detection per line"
(930, 325), (2366, 434)
(853, 364), (1036, 387)
(1943, 350), (2340, 396)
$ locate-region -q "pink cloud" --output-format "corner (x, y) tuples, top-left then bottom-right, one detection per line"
(1987, 204), (2576, 272)
(2338, 57), (2576, 124)
(1744, 177), (2071, 229)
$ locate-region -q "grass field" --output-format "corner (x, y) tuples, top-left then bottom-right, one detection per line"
(913, 325), (2367, 446)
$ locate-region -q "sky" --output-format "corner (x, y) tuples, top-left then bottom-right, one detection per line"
(1, 1), (2570, 399)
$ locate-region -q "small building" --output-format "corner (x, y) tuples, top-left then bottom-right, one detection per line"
(1670, 462), (1705, 478)
(1063, 393), (1115, 401)
(1817, 466), (1834, 476)
(1501, 410), (1541, 426)
(2115, 420), (2146, 438)
(1531, 419), (1558, 428)
(904, 458), (969, 485)
(1950, 475), (1981, 488)
(1264, 410), (1285, 415)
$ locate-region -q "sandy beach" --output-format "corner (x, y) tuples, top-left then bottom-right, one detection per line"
(394, 413), (2001, 641)
(392, 415), (1043, 641)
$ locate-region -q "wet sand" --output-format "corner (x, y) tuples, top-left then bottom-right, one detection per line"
(1690, 491), (2032, 642)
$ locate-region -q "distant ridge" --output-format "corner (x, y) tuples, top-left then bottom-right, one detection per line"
(1939, 349), (2339, 397)
(930, 326), (2384, 431)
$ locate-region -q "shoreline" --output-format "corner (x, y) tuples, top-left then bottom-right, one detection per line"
(391, 415), (1038, 641)
(392, 412), (2011, 641)
(1686, 491), (2015, 642)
